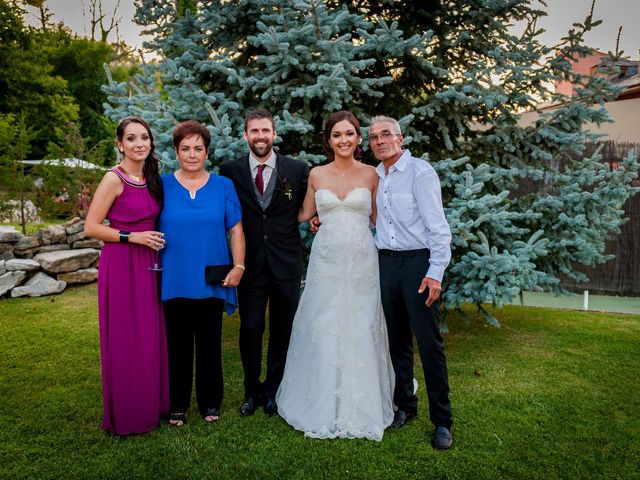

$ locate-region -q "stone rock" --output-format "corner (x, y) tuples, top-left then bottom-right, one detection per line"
(13, 235), (41, 257)
(14, 235), (40, 252)
(0, 270), (27, 296)
(11, 272), (66, 297)
(57, 268), (98, 284)
(72, 238), (102, 249)
(67, 230), (86, 244)
(64, 217), (85, 235)
(0, 243), (14, 261)
(0, 200), (41, 223)
(34, 248), (100, 274)
(0, 226), (25, 243)
(0, 260), (5, 275)
(6, 258), (40, 272)
(37, 244), (70, 254)
(38, 224), (67, 245)
(13, 247), (40, 258)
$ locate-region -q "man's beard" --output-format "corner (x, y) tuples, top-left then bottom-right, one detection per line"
(249, 139), (273, 158)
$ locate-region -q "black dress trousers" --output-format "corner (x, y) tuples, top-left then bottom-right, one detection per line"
(163, 297), (224, 415)
(237, 268), (301, 400)
(379, 249), (452, 429)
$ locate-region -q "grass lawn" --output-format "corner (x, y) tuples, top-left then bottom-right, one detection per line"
(1, 284), (638, 480)
(2, 220), (66, 236)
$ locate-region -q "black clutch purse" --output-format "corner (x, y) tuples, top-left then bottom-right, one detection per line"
(205, 265), (233, 284)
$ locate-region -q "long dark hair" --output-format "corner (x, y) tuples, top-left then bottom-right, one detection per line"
(323, 110), (362, 161)
(115, 116), (163, 204)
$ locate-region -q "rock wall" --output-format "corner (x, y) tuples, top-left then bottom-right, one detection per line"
(0, 218), (101, 298)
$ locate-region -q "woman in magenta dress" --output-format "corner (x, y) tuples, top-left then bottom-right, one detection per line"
(85, 116), (169, 435)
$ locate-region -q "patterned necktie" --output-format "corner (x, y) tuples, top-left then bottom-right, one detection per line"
(255, 164), (267, 194)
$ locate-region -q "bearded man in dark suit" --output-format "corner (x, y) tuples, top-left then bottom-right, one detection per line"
(219, 109), (309, 417)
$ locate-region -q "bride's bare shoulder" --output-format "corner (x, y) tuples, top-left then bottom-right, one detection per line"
(309, 163), (330, 179)
(358, 163), (378, 177)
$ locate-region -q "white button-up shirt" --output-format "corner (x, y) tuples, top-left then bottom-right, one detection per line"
(375, 150), (452, 282)
(249, 150), (276, 186)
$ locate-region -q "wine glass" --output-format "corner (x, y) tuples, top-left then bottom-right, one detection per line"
(149, 248), (164, 272)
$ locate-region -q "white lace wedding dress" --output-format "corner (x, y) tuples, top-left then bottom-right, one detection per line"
(276, 188), (395, 441)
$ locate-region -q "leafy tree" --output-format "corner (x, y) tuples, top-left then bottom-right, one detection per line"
(0, 113), (35, 233)
(35, 121), (105, 219)
(104, 0), (639, 321)
(42, 27), (118, 155)
(1, 1), (137, 163)
(0, 0), (79, 158)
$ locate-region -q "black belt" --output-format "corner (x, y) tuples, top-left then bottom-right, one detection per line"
(378, 248), (429, 257)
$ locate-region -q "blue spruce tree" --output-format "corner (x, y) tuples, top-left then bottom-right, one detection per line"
(103, 0), (638, 323)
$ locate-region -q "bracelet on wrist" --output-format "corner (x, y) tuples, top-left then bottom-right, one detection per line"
(234, 264), (245, 271)
(119, 230), (131, 243)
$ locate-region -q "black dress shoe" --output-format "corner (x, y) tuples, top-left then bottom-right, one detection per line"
(263, 398), (278, 416)
(431, 426), (453, 450)
(240, 398), (258, 416)
(388, 410), (417, 429)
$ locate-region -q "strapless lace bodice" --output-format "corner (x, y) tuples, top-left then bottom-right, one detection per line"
(315, 188), (372, 224)
(312, 188), (374, 257)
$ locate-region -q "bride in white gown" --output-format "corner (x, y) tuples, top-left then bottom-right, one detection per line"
(276, 111), (394, 441)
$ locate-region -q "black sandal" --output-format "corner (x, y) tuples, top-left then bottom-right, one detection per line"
(168, 412), (187, 426)
(202, 407), (220, 423)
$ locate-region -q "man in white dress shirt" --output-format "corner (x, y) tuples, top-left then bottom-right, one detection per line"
(369, 116), (454, 450)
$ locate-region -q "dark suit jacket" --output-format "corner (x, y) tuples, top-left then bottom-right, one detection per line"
(219, 153), (309, 280)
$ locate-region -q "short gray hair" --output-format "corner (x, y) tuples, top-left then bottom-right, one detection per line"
(369, 116), (402, 135)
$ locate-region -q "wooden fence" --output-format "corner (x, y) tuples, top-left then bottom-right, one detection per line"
(565, 141), (640, 296)
(563, 193), (640, 296)
(518, 141), (640, 296)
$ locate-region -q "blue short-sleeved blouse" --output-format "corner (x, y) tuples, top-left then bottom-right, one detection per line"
(159, 173), (242, 314)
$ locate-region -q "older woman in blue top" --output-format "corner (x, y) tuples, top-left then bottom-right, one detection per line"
(160, 120), (245, 426)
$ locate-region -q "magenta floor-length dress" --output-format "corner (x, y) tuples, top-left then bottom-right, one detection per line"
(97, 168), (169, 435)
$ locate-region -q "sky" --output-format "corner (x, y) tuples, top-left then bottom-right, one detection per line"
(25, 0), (640, 59)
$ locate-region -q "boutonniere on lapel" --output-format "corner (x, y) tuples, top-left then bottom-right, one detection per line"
(275, 170), (293, 200)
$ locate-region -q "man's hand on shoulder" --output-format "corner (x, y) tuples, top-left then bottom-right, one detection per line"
(418, 276), (441, 307)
